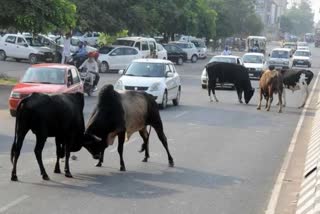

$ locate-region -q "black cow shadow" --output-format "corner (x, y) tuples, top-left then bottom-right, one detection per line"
(21, 165), (242, 199)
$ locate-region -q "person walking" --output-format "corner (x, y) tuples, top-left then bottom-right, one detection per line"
(61, 32), (71, 64)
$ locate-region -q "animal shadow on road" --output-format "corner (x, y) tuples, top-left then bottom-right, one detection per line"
(22, 166), (242, 199)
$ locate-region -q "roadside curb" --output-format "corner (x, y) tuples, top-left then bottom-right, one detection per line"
(296, 92), (320, 214)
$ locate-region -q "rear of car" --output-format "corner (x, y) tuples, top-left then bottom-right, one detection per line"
(162, 44), (188, 65)
(267, 48), (291, 69)
(242, 53), (265, 80)
(191, 40), (207, 59)
(170, 42), (199, 63)
(292, 50), (312, 67)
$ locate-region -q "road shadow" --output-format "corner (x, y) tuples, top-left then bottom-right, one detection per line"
(21, 165), (242, 199)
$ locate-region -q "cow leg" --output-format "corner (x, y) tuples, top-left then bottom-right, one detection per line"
(11, 129), (28, 181)
(34, 135), (50, 180)
(299, 83), (309, 109)
(139, 127), (150, 162)
(282, 88), (286, 107)
(64, 143), (73, 178)
(153, 124), (174, 167)
(54, 141), (62, 174)
(117, 132), (126, 171)
(96, 149), (105, 167)
(257, 89), (263, 110)
(267, 87), (273, 111)
(208, 78), (218, 102)
(278, 91), (283, 113)
(236, 87), (243, 103)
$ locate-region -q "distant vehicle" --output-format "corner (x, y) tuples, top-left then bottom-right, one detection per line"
(9, 64), (83, 116)
(315, 28), (320, 47)
(282, 42), (297, 55)
(201, 55), (243, 89)
(98, 46), (142, 73)
(0, 34), (55, 64)
(304, 33), (314, 43)
(242, 53), (265, 80)
(169, 41), (199, 63)
(297, 42), (308, 49)
(156, 43), (168, 59)
(247, 36), (267, 54)
(78, 32), (100, 46)
(115, 59), (181, 109)
(114, 37), (157, 58)
(191, 39), (207, 59)
(267, 48), (292, 69)
(292, 49), (312, 68)
(162, 44), (188, 65)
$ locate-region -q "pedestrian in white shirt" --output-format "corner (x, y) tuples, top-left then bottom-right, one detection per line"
(61, 32), (71, 64)
(79, 52), (100, 91)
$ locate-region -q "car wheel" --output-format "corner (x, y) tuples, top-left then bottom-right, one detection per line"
(177, 57), (183, 65)
(191, 55), (198, 63)
(0, 50), (6, 61)
(201, 84), (207, 89)
(173, 87), (181, 106)
(101, 61), (109, 73)
(160, 91), (168, 109)
(29, 54), (38, 64)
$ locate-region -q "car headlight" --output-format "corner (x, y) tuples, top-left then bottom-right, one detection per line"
(114, 80), (124, 90)
(149, 82), (161, 92)
(201, 69), (207, 77)
(10, 92), (21, 99)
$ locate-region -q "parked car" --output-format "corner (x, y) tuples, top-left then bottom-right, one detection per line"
(36, 34), (64, 62)
(191, 39), (207, 59)
(55, 36), (97, 53)
(114, 37), (157, 58)
(115, 59), (181, 109)
(267, 48), (292, 69)
(162, 44), (188, 65)
(9, 64), (83, 116)
(169, 41), (199, 63)
(78, 32), (100, 46)
(201, 55), (243, 89)
(156, 43), (168, 59)
(292, 49), (312, 67)
(242, 53), (265, 80)
(0, 34), (55, 64)
(98, 46), (142, 73)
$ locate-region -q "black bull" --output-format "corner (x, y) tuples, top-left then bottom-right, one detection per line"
(206, 62), (255, 104)
(83, 85), (174, 171)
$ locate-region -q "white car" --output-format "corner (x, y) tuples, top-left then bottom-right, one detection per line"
(292, 49), (312, 67)
(98, 46), (142, 73)
(78, 32), (100, 46)
(114, 37), (157, 58)
(115, 59), (181, 109)
(170, 41), (199, 63)
(297, 42), (308, 49)
(156, 43), (168, 59)
(201, 55), (243, 89)
(191, 39), (207, 59)
(55, 36), (97, 53)
(242, 53), (265, 80)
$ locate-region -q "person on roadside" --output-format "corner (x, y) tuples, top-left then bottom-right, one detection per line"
(61, 32), (71, 64)
(221, 46), (231, 55)
(79, 51), (100, 91)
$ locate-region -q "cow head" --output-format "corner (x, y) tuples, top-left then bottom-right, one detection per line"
(83, 133), (103, 160)
(244, 88), (255, 104)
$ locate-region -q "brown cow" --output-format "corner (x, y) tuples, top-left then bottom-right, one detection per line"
(257, 66), (283, 113)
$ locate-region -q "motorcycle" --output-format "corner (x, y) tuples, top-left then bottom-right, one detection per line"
(79, 68), (96, 96)
(67, 53), (88, 69)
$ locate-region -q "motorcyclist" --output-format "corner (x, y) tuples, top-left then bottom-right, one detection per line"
(221, 46), (231, 55)
(79, 51), (100, 91)
(73, 41), (88, 67)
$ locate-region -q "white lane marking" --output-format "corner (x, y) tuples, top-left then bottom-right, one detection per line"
(109, 137), (138, 153)
(265, 71), (320, 214)
(0, 195), (29, 213)
(174, 111), (188, 119)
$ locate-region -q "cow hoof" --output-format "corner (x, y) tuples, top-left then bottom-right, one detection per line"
(267, 109), (270, 112)
(278, 110), (282, 113)
(120, 166), (126, 171)
(239, 100), (243, 104)
(142, 157), (148, 162)
(95, 162), (102, 167)
(257, 107), (261, 110)
(169, 161), (174, 167)
(65, 172), (73, 178)
(54, 168), (61, 174)
(11, 175), (18, 181)
(42, 174), (50, 181)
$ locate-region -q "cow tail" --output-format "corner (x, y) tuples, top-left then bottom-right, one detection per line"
(11, 98), (27, 164)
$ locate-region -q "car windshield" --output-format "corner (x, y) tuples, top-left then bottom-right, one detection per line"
(271, 51), (289, 59)
(243, 55), (263, 63)
(21, 67), (65, 84)
(284, 44), (295, 49)
(125, 62), (165, 77)
(192, 40), (206, 48)
(25, 37), (43, 47)
(209, 57), (237, 64)
(113, 40), (135, 46)
(294, 51), (310, 57)
(99, 46), (115, 54)
(173, 43), (188, 49)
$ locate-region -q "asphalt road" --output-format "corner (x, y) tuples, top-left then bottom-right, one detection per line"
(0, 43), (319, 214)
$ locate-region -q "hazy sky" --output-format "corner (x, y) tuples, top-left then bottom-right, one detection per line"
(310, 0), (320, 23)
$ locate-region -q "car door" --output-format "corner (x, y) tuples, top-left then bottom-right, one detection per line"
(66, 68), (83, 93)
(16, 37), (30, 59)
(141, 41), (149, 58)
(170, 46), (180, 61)
(108, 48), (126, 70)
(169, 64), (180, 96)
(164, 64), (176, 99)
(123, 48), (139, 69)
(4, 35), (17, 57)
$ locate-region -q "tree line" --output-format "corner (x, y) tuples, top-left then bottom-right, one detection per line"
(0, 0), (263, 41)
